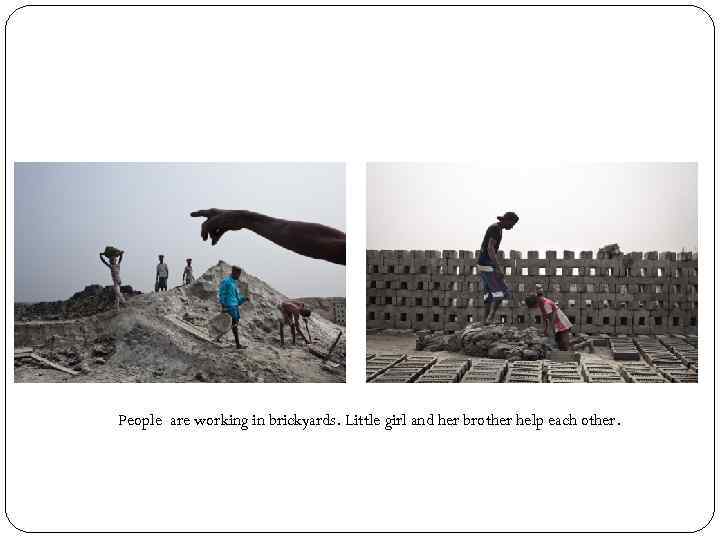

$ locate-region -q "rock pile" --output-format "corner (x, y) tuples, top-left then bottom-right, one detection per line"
(416, 323), (553, 360)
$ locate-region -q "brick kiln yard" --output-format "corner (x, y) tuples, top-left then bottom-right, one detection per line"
(14, 262), (346, 383)
(366, 246), (698, 384)
(366, 329), (698, 383)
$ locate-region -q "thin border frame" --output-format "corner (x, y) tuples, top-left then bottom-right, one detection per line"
(3, 3), (716, 534)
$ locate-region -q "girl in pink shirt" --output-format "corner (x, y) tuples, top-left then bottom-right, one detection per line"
(525, 289), (573, 351)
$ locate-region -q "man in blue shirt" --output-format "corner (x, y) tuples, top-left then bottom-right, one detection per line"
(218, 266), (248, 349)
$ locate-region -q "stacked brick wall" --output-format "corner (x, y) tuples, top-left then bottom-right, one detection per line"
(366, 249), (698, 335)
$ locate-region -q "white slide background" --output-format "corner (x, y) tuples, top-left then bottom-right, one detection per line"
(3, 3), (715, 536)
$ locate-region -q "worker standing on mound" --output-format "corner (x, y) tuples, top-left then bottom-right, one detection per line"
(477, 211), (519, 324)
(279, 301), (312, 347)
(155, 255), (169, 292)
(218, 266), (247, 349)
(99, 246), (127, 311)
(182, 258), (194, 285)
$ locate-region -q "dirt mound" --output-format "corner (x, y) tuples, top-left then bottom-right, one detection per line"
(416, 323), (553, 360)
(15, 284), (142, 321)
(14, 261), (345, 383)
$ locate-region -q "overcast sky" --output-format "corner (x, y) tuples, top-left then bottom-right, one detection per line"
(367, 163), (697, 255)
(15, 163), (345, 302)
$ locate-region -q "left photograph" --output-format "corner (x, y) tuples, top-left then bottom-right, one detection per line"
(13, 163), (346, 383)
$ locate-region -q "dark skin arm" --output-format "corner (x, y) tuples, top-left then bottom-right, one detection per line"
(190, 209), (346, 266)
(539, 304), (550, 336)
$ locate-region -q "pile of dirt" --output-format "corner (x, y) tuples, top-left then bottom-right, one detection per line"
(14, 261), (345, 383)
(416, 323), (553, 360)
(15, 284), (142, 321)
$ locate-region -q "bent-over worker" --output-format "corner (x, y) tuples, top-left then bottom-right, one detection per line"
(525, 287), (573, 351)
(279, 301), (312, 346)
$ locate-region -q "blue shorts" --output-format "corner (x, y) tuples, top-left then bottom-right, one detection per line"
(226, 305), (240, 322)
(477, 254), (511, 304)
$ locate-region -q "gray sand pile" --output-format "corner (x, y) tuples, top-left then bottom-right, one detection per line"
(14, 261), (345, 383)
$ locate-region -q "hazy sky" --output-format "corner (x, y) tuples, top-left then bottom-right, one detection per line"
(15, 163), (345, 302)
(367, 163), (697, 255)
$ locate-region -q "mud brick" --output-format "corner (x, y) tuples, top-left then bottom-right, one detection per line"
(587, 376), (625, 383)
(395, 364), (433, 373)
(470, 358), (508, 366)
(591, 334), (611, 347)
(436, 358), (471, 367)
(461, 375), (502, 383)
(549, 376), (584, 383)
(381, 368), (421, 377)
(669, 374), (698, 383)
(507, 376), (541, 383)
(548, 371), (582, 379)
(465, 370), (504, 381)
(547, 351), (579, 362)
(427, 366), (462, 373)
(629, 375), (668, 383)
(509, 368), (542, 376)
(406, 354), (437, 362)
(399, 358), (436, 367)
(586, 370), (620, 378)
(612, 350), (641, 360)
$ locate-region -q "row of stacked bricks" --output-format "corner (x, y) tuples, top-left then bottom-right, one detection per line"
(416, 358), (470, 383)
(611, 336), (697, 382)
(367, 249), (698, 334)
(581, 358), (625, 383)
(461, 359), (508, 383)
(656, 336), (698, 382)
(545, 350), (585, 383)
(505, 360), (543, 383)
(367, 354), (437, 383)
(658, 335), (698, 371)
(613, 336), (667, 383)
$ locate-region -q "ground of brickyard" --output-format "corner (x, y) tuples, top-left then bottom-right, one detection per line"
(367, 331), (611, 364)
(366, 331), (697, 383)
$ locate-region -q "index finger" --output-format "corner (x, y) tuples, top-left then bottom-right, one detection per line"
(190, 209), (212, 218)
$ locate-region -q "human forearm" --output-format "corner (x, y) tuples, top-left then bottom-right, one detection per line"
(248, 214), (345, 265)
(487, 240), (500, 269)
(191, 209), (346, 265)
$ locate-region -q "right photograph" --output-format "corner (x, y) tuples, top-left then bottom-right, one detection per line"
(366, 163), (698, 384)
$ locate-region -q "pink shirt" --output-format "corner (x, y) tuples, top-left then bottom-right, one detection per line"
(537, 297), (572, 333)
